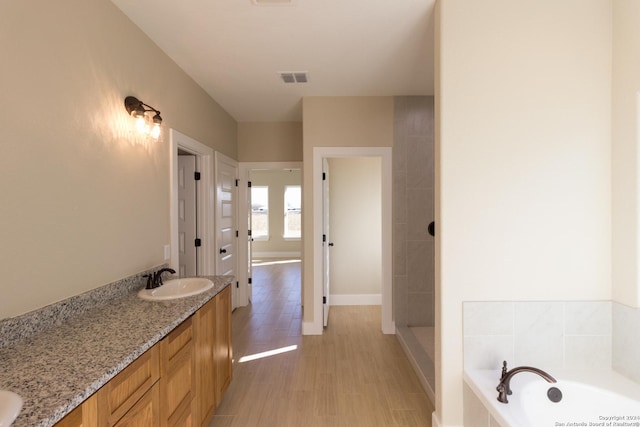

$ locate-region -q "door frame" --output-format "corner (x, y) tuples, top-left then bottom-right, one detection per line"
(311, 147), (394, 334)
(169, 129), (215, 275)
(238, 161), (303, 307)
(322, 158), (330, 327)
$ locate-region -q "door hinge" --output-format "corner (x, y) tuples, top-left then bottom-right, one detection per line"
(248, 229), (252, 237)
(322, 234), (326, 243)
(248, 181), (252, 188)
(235, 179), (239, 187)
(248, 277), (252, 284)
(323, 296), (327, 304)
(194, 172), (201, 181)
(236, 230), (239, 238)
(236, 281), (239, 289)
(194, 238), (202, 247)
(322, 172), (326, 181)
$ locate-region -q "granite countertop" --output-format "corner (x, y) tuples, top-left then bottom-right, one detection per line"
(0, 275), (233, 427)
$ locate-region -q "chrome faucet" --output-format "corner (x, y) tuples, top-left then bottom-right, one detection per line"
(496, 360), (556, 403)
(143, 268), (176, 289)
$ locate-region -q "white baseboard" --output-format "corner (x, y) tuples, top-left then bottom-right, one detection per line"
(431, 413), (461, 427)
(330, 294), (381, 306)
(382, 320), (396, 335)
(301, 320), (322, 335)
(252, 251), (301, 258)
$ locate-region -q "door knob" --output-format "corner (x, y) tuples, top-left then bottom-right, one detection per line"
(220, 248), (227, 254)
(328, 242), (334, 247)
(428, 221), (435, 237)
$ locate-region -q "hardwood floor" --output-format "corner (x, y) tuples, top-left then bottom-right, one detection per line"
(209, 258), (433, 427)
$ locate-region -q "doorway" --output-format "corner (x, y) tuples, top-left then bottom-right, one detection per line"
(325, 157), (383, 309)
(237, 162), (303, 308)
(177, 153), (198, 277)
(308, 147), (393, 335)
(169, 129), (215, 276)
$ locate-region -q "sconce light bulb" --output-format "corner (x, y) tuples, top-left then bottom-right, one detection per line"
(136, 115), (146, 134)
(151, 123), (161, 139)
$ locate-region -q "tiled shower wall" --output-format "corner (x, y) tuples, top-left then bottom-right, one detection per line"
(393, 96), (435, 327)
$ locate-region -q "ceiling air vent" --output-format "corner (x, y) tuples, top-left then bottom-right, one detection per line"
(279, 72), (308, 84)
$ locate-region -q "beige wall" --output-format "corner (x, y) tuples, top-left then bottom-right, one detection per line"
(328, 157), (382, 296)
(612, 0), (640, 307)
(250, 169), (302, 255)
(437, 1), (612, 425)
(0, 0), (237, 319)
(238, 122), (302, 162)
(302, 97), (393, 324)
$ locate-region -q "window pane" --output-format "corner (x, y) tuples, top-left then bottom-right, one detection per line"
(284, 185), (301, 238)
(251, 186), (269, 239)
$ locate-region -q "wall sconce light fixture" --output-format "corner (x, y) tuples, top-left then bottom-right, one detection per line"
(124, 96), (163, 139)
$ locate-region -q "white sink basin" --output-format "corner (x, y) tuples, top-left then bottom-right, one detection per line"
(0, 390), (22, 427)
(138, 277), (214, 301)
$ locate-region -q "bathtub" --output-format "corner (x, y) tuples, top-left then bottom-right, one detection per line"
(465, 368), (640, 427)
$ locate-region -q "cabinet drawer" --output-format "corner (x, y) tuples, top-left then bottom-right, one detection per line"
(160, 317), (195, 427)
(113, 382), (160, 427)
(97, 345), (160, 427)
(161, 317), (193, 363)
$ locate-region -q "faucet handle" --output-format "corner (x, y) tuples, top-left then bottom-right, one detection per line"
(501, 361), (508, 379)
(143, 274), (153, 290)
(499, 361), (513, 396)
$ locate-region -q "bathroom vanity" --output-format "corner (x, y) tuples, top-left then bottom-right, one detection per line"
(0, 274), (233, 427)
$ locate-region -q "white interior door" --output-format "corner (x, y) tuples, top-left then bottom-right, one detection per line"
(170, 129), (215, 278)
(322, 158), (331, 327)
(216, 153), (238, 309)
(178, 155), (197, 277)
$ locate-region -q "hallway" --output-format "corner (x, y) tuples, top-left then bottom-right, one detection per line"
(209, 258), (433, 427)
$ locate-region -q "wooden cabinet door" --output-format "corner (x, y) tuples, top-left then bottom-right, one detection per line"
(113, 382), (160, 427)
(214, 286), (232, 405)
(55, 394), (98, 427)
(194, 297), (216, 426)
(97, 346), (160, 427)
(160, 317), (195, 427)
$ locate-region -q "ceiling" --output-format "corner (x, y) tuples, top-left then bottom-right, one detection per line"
(110, 0), (435, 122)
